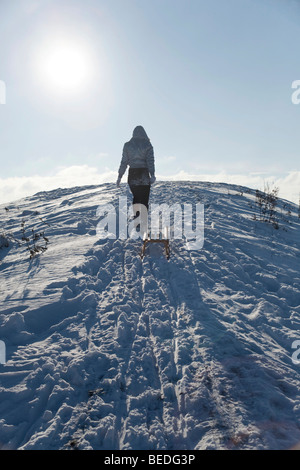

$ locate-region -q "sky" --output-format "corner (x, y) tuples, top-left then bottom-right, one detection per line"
(0, 0), (300, 204)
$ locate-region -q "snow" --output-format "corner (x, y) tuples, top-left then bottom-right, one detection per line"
(0, 181), (300, 450)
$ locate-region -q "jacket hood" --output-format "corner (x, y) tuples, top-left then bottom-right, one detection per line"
(132, 126), (149, 140)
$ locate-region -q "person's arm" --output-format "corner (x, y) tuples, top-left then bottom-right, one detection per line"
(146, 145), (155, 177)
(117, 145), (128, 186)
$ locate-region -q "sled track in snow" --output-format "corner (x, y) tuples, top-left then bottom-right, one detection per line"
(51, 237), (215, 450)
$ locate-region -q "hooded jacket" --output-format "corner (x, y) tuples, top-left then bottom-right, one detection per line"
(118, 126), (155, 186)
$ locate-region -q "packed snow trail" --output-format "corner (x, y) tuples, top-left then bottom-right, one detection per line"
(0, 182), (300, 450)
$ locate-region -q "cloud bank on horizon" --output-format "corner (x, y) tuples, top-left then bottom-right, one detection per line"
(0, 166), (299, 206)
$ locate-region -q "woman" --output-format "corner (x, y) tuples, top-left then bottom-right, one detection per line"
(116, 126), (156, 210)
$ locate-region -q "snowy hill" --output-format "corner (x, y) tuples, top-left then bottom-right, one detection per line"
(0, 181), (300, 450)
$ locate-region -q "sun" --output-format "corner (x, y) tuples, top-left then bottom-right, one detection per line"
(34, 36), (95, 97)
(43, 44), (89, 92)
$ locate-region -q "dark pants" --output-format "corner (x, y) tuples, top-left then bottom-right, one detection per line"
(129, 185), (150, 210)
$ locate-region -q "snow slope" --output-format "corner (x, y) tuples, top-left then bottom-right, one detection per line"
(0, 181), (300, 450)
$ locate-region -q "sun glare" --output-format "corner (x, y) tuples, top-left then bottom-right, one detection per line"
(34, 36), (95, 97)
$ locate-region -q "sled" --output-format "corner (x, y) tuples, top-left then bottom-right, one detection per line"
(140, 226), (170, 260)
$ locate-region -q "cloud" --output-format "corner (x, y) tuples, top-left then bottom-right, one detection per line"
(0, 165), (116, 205)
(0, 166), (299, 206)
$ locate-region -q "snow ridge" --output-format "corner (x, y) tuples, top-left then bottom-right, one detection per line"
(0, 181), (300, 450)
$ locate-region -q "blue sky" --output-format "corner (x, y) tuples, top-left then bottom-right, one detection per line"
(0, 0), (300, 204)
